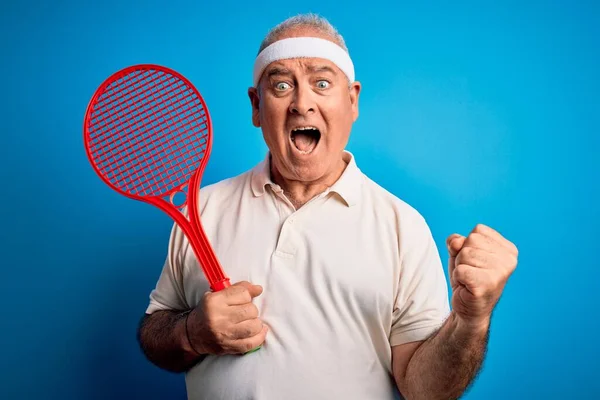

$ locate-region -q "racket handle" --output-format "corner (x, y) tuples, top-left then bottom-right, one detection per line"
(244, 346), (261, 355)
(210, 278), (261, 355)
(210, 278), (231, 292)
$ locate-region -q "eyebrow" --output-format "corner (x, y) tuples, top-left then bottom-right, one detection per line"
(266, 67), (292, 78)
(265, 64), (338, 79)
(306, 65), (337, 75)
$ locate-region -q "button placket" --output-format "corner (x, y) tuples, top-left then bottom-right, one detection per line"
(272, 189), (326, 258)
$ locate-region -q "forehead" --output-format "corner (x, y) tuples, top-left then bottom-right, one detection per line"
(264, 57), (342, 77)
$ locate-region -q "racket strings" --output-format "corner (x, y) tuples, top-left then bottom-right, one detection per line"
(89, 69), (158, 132)
(90, 72), (186, 147)
(87, 68), (209, 197)
(95, 93), (206, 186)
(90, 69), (185, 162)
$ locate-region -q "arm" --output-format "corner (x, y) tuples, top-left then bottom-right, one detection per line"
(139, 220), (268, 373)
(392, 313), (489, 400)
(137, 309), (205, 373)
(137, 282), (269, 373)
(392, 224), (517, 399)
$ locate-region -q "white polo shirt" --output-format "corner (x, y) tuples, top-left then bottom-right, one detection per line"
(146, 151), (450, 400)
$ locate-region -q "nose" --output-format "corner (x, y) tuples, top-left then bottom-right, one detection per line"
(289, 83), (315, 115)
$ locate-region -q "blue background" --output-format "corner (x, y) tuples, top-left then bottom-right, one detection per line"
(1, 0), (598, 399)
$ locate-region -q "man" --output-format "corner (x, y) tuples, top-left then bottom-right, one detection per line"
(137, 13), (518, 400)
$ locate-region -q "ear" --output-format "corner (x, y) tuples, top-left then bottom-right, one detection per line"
(247, 86), (261, 127)
(348, 81), (361, 122)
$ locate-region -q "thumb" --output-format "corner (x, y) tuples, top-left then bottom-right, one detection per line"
(446, 234), (466, 257)
(446, 234), (466, 289)
(232, 280), (264, 298)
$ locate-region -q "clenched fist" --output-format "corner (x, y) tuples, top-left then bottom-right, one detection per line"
(185, 281), (268, 355)
(447, 224), (518, 330)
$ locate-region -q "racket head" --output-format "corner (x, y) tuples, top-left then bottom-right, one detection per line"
(83, 64), (212, 203)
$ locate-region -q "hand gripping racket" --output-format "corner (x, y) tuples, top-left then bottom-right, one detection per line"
(83, 64), (231, 293)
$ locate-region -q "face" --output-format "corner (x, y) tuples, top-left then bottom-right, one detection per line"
(248, 36), (361, 185)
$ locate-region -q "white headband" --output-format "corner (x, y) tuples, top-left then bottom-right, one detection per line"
(252, 37), (355, 87)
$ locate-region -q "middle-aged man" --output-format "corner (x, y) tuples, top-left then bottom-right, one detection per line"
(137, 13), (519, 400)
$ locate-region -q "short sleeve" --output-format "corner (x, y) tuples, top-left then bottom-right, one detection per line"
(145, 222), (190, 314)
(390, 215), (451, 346)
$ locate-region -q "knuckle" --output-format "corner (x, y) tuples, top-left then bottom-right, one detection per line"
(205, 316), (220, 334)
(240, 326), (253, 339)
(474, 249), (486, 264)
(242, 291), (252, 304)
(464, 246), (475, 258)
(470, 232), (486, 246)
(252, 320), (264, 335)
(238, 304), (257, 321)
(455, 250), (464, 265)
(231, 287), (251, 301)
(213, 331), (227, 346)
(471, 285), (485, 298)
(457, 247), (473, 263)
(202, 292), (215, 308)
(226, 286), (242, 297)
(237, 306), (249, 320)
(474, 223), (487, 233)
(458, 265), (475, 283)
(238, 340), (254, 353)
(463, 267), (473, 282)
(464, 234), (476, 246)
(249, 304), (259, 318)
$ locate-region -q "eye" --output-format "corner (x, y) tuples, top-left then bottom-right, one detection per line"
(275, 82), (291, 91)
(316, 80), (330, 89)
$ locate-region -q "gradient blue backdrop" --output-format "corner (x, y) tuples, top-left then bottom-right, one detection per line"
(1, 1), (598, 399)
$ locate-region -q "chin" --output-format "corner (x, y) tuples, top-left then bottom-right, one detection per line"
(287, 155), (333, 182)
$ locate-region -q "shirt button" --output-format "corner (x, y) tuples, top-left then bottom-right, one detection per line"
(289, 218), (294, 224)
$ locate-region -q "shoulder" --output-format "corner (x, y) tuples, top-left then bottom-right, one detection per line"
(197, 164), (257, 208)
(358, 172), (436, 256)
(361, 174), (428, 228)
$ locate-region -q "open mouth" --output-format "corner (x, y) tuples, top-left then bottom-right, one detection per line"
(290, 126), (321, 155)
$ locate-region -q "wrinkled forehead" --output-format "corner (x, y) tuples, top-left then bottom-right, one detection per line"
(262, 57), (344, 79)
(252, 37), (355, 87)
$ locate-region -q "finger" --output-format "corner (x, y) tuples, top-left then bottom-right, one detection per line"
(446, 234), (466, 257)
(233, 281), (264, 297)
(455, 246), (499, 270)
(229, 302), (259, 324)
(224, 281), (263, 305)
(231, 324), (269, 354)
(463, 232), (503, 254)
(228, 319), (265, 340)
(453, 264), (487, 293)
(471, 224), (518, 256)
(447, 234), (466, 288)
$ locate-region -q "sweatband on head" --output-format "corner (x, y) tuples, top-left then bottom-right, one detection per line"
(252, 37), (355, 87)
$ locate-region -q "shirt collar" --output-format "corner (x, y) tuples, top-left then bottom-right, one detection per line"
(250, 150), (363, 207)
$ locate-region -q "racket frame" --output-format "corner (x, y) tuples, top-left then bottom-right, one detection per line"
(83, 64), (231, 292)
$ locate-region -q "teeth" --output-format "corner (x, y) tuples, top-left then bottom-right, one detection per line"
(297, 149), (314, 155)
(290, 126), (319, 154)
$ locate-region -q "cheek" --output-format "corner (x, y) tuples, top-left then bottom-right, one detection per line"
(323, 99), (354, 138)
(261, 100), (287, 126)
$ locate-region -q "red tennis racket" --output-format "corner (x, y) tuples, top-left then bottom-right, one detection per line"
(83, 64), (231, 292)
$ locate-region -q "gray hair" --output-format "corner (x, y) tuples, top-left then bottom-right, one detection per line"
(257, 13), (349, 55)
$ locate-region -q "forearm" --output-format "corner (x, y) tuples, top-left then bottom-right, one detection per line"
(137, 310), (205, 373)
(401, 312), (489, 400)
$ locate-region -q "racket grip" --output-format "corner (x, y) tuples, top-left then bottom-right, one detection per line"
(210, 278), (261, 355)
(210, 278), (231, 292)
(244, 346), (261, 355)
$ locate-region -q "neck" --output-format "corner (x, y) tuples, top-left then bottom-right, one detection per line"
(270, 155), (348, 209)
